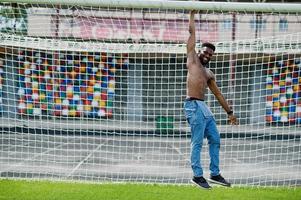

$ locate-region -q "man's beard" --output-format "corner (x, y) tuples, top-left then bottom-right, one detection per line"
(200, 58), (209, 66)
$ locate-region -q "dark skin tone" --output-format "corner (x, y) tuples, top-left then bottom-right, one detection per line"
(187, 10), (238, 125)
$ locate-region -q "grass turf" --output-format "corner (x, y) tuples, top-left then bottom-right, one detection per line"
(0, 179), (300, 200)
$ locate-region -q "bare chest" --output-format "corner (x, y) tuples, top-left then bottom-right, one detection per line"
(189, 64), (212, 82)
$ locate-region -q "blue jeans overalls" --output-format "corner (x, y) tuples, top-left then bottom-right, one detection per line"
(184, 99), (221, 177)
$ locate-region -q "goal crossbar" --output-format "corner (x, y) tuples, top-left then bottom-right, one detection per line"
(1, 0), (301, 13)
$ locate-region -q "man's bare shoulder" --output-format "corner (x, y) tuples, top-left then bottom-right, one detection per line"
(206, 68), (216, 80)
(187, 50), (198, 60)
(187, 51), (199, 67)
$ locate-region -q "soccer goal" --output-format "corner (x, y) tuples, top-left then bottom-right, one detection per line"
(0, 0), (300, 186)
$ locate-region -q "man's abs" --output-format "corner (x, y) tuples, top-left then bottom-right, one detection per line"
(186, 73), (207, 100)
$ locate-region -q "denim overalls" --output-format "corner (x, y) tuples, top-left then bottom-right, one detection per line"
(184, 99), (221, 177)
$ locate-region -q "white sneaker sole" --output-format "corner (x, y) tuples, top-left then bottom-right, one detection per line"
(190, 179), (212, 190)
(208, 178), (231, 187)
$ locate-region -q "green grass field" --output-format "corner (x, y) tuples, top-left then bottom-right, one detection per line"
(1, 179), (300, 200)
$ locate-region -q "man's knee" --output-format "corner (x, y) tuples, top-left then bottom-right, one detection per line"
(191, 141), (203, 149)
(208, 134), (220, 145)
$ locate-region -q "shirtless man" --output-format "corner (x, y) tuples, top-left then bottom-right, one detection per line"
(184, 10), (238, 189)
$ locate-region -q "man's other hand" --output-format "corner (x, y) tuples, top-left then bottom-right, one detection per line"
(228, 114), (238, 125)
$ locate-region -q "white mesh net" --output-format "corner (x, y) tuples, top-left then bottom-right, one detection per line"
(0, 0), (300, 186)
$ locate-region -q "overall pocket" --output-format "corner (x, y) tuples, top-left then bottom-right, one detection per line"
(184, 101), (198, 125)
(199, 102), (214, 119)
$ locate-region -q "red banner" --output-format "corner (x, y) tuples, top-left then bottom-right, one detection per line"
(59, 17), (218, 43)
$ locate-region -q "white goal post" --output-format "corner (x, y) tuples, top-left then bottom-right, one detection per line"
(2, 0), (301, 12)
(0, 0), (301, 187)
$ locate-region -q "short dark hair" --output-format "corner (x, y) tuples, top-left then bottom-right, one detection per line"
(201, 42), (215, 52)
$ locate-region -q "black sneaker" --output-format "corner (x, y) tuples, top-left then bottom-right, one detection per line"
(208, 174), (231, 187)
(190, 176), (212, 190)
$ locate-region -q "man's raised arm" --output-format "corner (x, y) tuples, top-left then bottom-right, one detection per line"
(187, 10), (197, 56)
